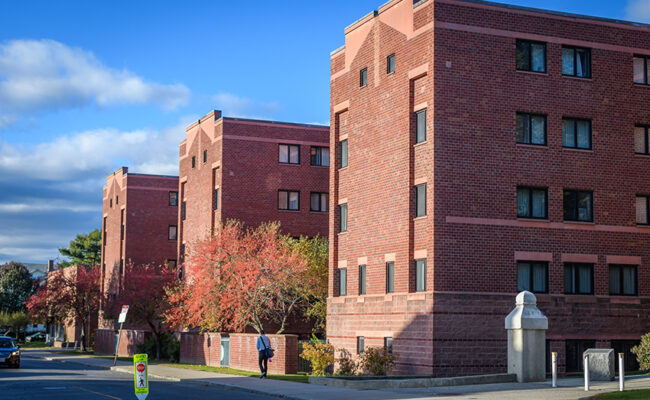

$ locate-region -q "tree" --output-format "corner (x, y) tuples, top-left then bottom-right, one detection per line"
(26, 265), (100, 351)
(103, 263), (180, 360)
(58, 230), (102, 267)
(286, 236), (328, 332)
(167, 221), (318, 334)
(0, 262), (35, 312)
(0, 311), (29, 337)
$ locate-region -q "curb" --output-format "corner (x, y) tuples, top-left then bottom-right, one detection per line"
(108, 366), (303, 400)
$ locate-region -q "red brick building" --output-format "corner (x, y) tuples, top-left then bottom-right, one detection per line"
(177, 110), (329, 265)
(328, 0), (650, 377)
(96, 167), (179, 352)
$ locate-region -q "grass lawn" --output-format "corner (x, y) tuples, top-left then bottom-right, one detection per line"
(54, 350), (133, 363)
(158, 363), (309, 384)
(18, 342), (56, 349)
(592, 389), (650, 399)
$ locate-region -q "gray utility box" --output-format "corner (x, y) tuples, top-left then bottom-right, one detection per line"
(584, 349), (615, 381)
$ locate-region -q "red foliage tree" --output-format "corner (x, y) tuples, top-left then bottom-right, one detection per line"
(103, 263), (180, 359)
(26, 265), (100, 351)
(166, 221), (317, 334)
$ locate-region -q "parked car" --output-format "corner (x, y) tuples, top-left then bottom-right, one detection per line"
(26, 332), (46, 342)
(0, 337), (20, 368)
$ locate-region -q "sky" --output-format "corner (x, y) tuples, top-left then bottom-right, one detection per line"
(1, 0), (649, 264)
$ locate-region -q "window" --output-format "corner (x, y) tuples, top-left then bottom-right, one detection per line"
(357, 336), (365, 354)
(562, 118), (592, 149)
(169, 191), (178, 207)
(517, 261), (548, 293)
(415, 259), (426, 292)
(416, 109), (427, 143)
(339, 203), (348, 232)
(516, 40), (546, 73)
(634, 55), (650, 85)
(386, 262), (394, 294)
(338, 268), (347, 296)
(278, 190), (300, 211)
(415, 183), (427, 217)
(516, 113), (547, 145)
(359, 265), (366, 295)
(192, 156), (196, 168)
(517, 187), (548, 219)
(340, 139), (348, 168)
(387, 54), (395, 74)
(610, 265), (638, 296)
(116, 195), (119, 205)
(214, 188), (219, 210)
(384, 337), (393, 355)
(110, 199), (112, 208)
(635, 125), (650, 155)
(310, 146), (330, 166)
(181, 201), (186, 221)
(360, 67), (368, 87)
(564, 263), (594, 294)
(310, 192), (328, 212)
(637, 195), (649, 225)
(119, 259), (124, 275)
(180, 243), (186, 263)
(562, 46), (591, 78)
(279, 144), (300, 164)
(563, 190), (593, 222)
(203, 149), (207, 163)
(168, 225), (177, 241)
(167, 259), (177, 269)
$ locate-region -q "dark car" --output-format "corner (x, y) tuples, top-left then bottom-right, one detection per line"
(26, 332), (46, 342)
(0, 337), (20, 368)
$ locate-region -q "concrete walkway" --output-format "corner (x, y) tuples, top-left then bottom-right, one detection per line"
(22, 349), (650, 399)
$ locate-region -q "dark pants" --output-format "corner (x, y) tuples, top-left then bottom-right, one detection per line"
(259, 350), (268, 375)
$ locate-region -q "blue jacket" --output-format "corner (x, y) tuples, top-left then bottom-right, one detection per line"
(257, 335), (271, 352)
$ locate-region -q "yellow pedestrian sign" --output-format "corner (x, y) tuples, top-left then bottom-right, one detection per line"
(133, 353), (149, 400)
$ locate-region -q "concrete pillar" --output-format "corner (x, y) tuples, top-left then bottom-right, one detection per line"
(505, 291), (548, 382)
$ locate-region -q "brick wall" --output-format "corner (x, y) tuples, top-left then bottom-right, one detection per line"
(94, 328), (147, 357)
(179, 333), (298, 374)
(329, 0), (650, 377)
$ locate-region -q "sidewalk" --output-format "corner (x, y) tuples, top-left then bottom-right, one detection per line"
(22, 349), (650, 400)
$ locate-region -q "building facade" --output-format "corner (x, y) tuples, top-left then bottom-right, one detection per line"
(177, 110), (329, 265)
(98, 167), (179, 334)
(328, 0), (650, 376)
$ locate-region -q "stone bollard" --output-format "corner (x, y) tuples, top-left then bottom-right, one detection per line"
(505, 291), (548, 383)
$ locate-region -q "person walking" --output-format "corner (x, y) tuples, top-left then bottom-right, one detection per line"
(257, 330), (272, 378)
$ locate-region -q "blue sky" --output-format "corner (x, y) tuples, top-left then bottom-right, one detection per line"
(0, 0), (649, 264)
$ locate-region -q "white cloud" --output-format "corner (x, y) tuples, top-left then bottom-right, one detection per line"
(625, 0), (650, 21)
(212, 92), (279, 119)
(0, 119), (190, 181)
(0, 39), (190, 125)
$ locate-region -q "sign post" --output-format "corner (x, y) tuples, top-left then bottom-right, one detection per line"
(133, 353), (149, 400)
(113, 305), (129, 366)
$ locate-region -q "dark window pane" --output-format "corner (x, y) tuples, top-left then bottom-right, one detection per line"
(576, 120), (591, 149)
(387, 54), (395, 74)
(531, 43), (545, 72)
(516, 114), (529, 143)
(517, 262), (531, 292)
(533, 263), (547, 293)
(360, 68), (368, 87)
(576, 48), (590, 77)
(634, 57), (646, 84)
(637, 196), (648, 224)
(531, 189), (547, 218)
(386, 262), (394, 293)
(564, 265), (574, 293)
(578, 265), (592, 293)
(531, 116), (545, 145)
(357, 336), (364, 354)
(610, 266), (621, 295)
(339, 204), (347, 232)
(562, 48), (574, 75)
(635, 127), (647, 154)
(416, 184), (426, 217)
(416, 259), (426, 292)
(278, 191), (288, 210)
(310, 193), (319, 211)
(339, 268), (347, 296)
(577, 192), (593, 221)
(623, 266), (637, 295)
(289, 146), (300, 164)
(214, 188), (219, 210)
(288, 191), (299, 210)
(517, 188), (530, 217)
(563, 119), (575, 147)
(516, 40), (530, 71)
(359, 265), (366, 295)
(416, 109), (427, 143)
(341, 140), (348, 168)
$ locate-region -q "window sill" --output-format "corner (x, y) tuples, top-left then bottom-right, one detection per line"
(360, 84), (368, 89)
(633, 83), (650, 88)
(310, 165), (330, 169)
(561, 75), (593, 81)
(413, 215), (428, 221)
(634, 153), (650, 158)
(278, 209), (301, 213)
(387, 71), (396, 76)
(517, 218), (550, 223)
(516, 143), (548, 149)
(309, 211), (328, 215)
(564, 220), (595, 225)
(515, 70), (548, 76)
(338, 231), (348, 236)
(278, 163), (301, 167)
(561, 147), (593, 153)
(414, 141), (428, 148)
(338, 167), (348, 172)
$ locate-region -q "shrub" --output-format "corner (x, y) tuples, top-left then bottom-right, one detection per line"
(358, 346), (397, 376)
(136, 332), (179, 362)
(300, 341), (334, 376)
(632, 333), (650, 371)
(335, 348), (357, 376)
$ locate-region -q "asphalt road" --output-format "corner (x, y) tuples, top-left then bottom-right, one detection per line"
(0, 356), (278, 400)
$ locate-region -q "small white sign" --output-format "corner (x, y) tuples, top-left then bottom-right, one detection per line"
(118, 305), (129, 323)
